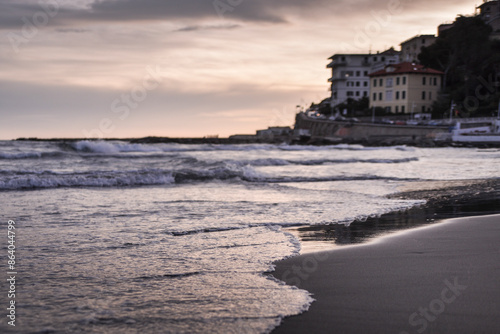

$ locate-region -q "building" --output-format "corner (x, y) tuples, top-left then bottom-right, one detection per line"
(255, 126), (292, 141)
(438, 23), (455, 35)
(400, 35), (437, 63)
(438, 2), (500, 38)
(368, 62), (443, 114)
(478, 0), (500, 40)
(327, 48), (400, 109)
(478, 0), (500, 31)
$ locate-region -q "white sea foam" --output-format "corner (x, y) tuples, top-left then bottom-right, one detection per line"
(0, 152), (42, 159)
(0, 170), (176, 190)
(71, 140), (163, 153)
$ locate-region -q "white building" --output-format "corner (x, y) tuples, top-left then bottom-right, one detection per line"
(327, 48), (400, 109)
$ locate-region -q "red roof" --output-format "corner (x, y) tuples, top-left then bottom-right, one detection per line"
(369, 62), (444, 77)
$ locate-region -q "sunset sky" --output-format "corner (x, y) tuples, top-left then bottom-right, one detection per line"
(0, 0), (477, 139)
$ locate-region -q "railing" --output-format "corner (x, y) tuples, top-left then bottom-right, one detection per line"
(454, 117), (498, 123)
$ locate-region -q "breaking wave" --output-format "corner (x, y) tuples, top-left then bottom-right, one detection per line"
(67, 141), (417, 154)
(0, 151), (66, 159)
(0, 141), (419, 161)
(0, 165), (413, 191)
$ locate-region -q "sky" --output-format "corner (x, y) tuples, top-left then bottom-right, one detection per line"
(0, 0), (478, 139)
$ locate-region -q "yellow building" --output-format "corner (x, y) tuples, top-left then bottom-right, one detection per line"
(369, 62), (443, 114)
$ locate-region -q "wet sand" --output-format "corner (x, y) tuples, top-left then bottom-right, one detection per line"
(272, 214), (500, 334)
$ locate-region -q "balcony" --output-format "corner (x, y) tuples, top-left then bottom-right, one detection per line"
(327, 61), (348, 68)
(329, 76), (348, 82)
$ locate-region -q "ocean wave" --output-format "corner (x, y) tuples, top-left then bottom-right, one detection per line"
(68, 141), (417, 155)
(278, 144), (416, 152)
(69, 140), (163, 154)
(0, 169), (176, 190)
(0, 165), (413, 191)
(0, 141), (419, 161)
(231, 157), (419, 166)
(0, 151), (66, 159)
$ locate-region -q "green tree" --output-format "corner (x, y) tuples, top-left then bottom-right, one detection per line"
(327, 97), (370, 116)
(419, 16), (500, 117)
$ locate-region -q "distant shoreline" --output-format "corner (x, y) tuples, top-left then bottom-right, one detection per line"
(12, 136), (500, 148)
(13, 136), (285, 145)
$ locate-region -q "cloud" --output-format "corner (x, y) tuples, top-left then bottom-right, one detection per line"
(0, 0), (344, 30)
(173, 24), (241, 33)
(0, 0), (477, 32)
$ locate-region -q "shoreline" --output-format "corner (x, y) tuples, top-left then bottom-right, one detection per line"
(272, 214), (500, 333)
(11, 137), (500, 148)
(270, 182), (500, 333)
(286, 178), (500, 254)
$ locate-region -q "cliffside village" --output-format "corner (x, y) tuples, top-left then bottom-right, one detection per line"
(230, 0), (500, 145)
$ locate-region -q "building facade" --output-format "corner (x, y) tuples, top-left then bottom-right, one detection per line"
(478, 0), (500, 35)
(400, 35), (437, 63)
(369, 62), (443, 114)
(327, 48), (400, 109)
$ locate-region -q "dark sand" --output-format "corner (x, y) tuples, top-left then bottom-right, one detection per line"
(272, 214), (500, 334)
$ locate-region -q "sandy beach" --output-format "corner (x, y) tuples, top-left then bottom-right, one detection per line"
(272, 214), (500, 334)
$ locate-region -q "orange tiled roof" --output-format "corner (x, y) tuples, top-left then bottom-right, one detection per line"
(368, 62), (444, 77)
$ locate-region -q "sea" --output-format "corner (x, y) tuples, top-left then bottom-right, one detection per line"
(1, 140), (499, 333)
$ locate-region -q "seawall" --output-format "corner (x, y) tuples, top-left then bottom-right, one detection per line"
(294, 113), (451, 146)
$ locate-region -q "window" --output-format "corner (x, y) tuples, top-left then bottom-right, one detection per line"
(356, 71), (361, 76)
(363, 91), (368, 97)
(364, 81), (368, 87)
(381, 57), (386, 61)
(402, 76), (407, 85)
(386, 78), (393, 87)
(401, 105), (405, 113)
(347, 91), (354, 96)
(373, 93), (377, 101)
(386, 90), (393, 101)
(356, 81), (360, 87)
(433, 77), (437, 85)
(379, 78), (383, 86)
(342, 71), (353, 78)
(395, 106), (399, 113)
(422, 106), (426, 112)
(396, 77), (400, 85)
(341, 56), (346, 61)
(374, 79), (377, 87)
(386, 106), (391, 113)
(374, 56), (378, 61)
(356, 91), (360, 96)
(379, 92), (383, 100)
(422, 77), (426, 85)
(402, 91), (406, 99)
(364, 71), (368, 76)
(396, 91), (400, 100)
(422, 91), (426, 100)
